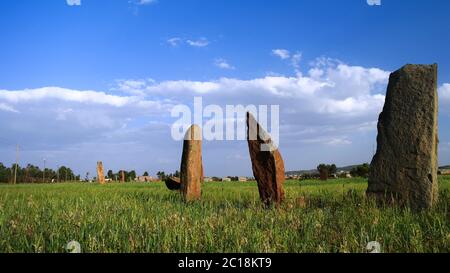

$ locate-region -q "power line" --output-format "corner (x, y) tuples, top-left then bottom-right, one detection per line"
(13, 144), (19, 185)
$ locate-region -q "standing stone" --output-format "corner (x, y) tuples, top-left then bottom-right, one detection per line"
(97, 161), (105, 185)
(247, 112), (285, 207)
(120, 170), (125, 183)
(368, 64), (439, 210)
(180, 125), (203, 201)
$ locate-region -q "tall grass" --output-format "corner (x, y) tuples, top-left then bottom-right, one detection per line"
(0, 177), (448, 253)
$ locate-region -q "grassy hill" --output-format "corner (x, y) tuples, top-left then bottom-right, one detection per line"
(286, 165), (360, 175)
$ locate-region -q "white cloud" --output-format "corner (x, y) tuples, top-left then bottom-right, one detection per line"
(440, 83), (450, 100)
(167, 37), (182, 47)
(439, 83), (450, 115)
(166, 37), (211, 48)
(272, 49), (290, 60)
(66, 0), (81, 6)
(127, 59), (392, 154)
(302, 137), (352, 146)
(133, 0), (157, 5)
(186, 38), (209, 48)
(0, 87), (146, 107)
(113, 79), (155, 96)
(291, 52), (302, 70)
(142, 61), (389, 117)
(0, 86), (174, 170)
(0, 103), (19, 113)
(214, 58), (235, 70)
(367, 0), (381, 6)
(136, 0), (157, 5)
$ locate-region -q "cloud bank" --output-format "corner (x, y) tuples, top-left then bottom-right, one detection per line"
(1, 57), (448, 176)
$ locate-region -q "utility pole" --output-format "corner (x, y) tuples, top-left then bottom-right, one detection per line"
(14, 144), (19, 185)
(43, 158), (46, 183)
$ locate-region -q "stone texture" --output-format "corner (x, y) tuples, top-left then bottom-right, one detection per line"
(247, 112), (285, 207)
(367, 64), (439, 210)
(180, 125), (203, 201)
(97, 161), (105, 184)
(165, 176), (181, 191)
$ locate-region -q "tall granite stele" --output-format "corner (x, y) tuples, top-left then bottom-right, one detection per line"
(247, 112), (285, 207)
(367, 64), (439, 210)
(97, 161), (106, 185)
(180, 124), (204, 201)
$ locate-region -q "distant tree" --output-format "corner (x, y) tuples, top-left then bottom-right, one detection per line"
(143, 171), (149, 177)
(0, 163), (8, 183)
(156, 171), (166, 180)
(57, 166), (74, 182)
(0, 162), (81, 184)
(129, 170), (137, 181)
(317, 164), (337, 181)
(329, 164), (337, 175)
(350, 163), (370, 178)
(317, 164), (329, 180)
(107, 170), (114, 179)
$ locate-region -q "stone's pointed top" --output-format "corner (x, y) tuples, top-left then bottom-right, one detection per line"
(247, 112), (285, 207)
(184, 124), (202, 141)
(246, 112), (277, 152)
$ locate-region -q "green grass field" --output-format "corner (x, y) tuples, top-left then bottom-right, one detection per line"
(0, 177), (449, 253)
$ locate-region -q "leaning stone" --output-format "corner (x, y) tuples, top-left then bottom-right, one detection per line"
(97, 161), (105, 184)
(367, 64), (439, 210)
(180, 125), (203, 201)
(247, 112), (285, 207)
(165, 177), (181, 191)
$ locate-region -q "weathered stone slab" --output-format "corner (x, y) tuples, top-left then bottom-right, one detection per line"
(180, 125), (203, 201)
(247, 112), (285, 207)
(97, 161), (105, 184)
(367, 64), (439, 210)
(165, 176), (181, 191)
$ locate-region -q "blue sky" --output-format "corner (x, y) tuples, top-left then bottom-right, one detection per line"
(0, 0), (449, 177)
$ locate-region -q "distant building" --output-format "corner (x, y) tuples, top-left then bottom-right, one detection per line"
(286, 175), (300, 180)
(439, 169), (450, 175)
(337, 171), (352, 179)
(222, 177), (232, 182)
(135, 176), (158, 182)
(204, 177), (213, 182)
(238, 177), (247, 182)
